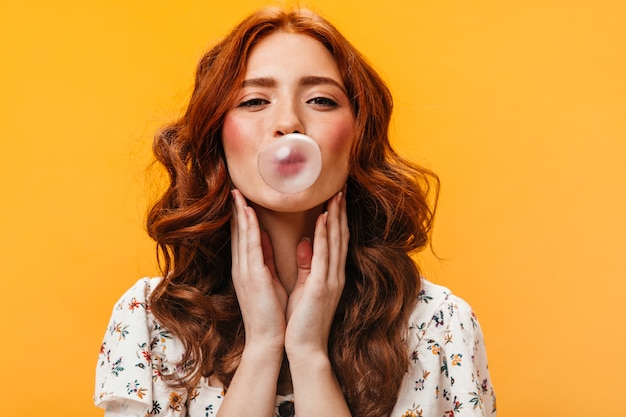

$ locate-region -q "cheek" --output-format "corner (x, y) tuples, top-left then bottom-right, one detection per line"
(221, 115), (245, 157)
(222, 116), (253, 189)
(222, 114), (260, 175)
(221, 114), (260, 190)
(323, 117), (356, 157)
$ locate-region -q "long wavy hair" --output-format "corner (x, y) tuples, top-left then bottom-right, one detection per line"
(147, 7), (438, 417)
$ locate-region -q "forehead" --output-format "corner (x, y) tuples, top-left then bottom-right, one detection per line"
(244, 32), (343, 82)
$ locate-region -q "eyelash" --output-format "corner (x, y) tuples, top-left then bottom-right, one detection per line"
(307, 97), (338, 108)
(237, 96), (339, 109)
(238, 98), (269, 108)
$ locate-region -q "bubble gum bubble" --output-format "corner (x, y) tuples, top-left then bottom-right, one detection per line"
(257, 133), (322, 194)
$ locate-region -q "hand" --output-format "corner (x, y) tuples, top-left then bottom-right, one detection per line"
(285, 189), (349, 358)
(230, 189), (288, 352)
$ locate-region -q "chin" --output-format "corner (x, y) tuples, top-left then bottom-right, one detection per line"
(245, 187), (330, 213)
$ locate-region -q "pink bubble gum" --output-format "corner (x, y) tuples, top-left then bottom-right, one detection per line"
(257, 133), (322, 194)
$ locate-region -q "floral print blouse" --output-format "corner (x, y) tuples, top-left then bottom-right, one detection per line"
(95, 277), (496, 417)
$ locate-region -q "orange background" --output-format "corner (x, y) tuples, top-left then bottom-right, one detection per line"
(2, 1), (625, 416)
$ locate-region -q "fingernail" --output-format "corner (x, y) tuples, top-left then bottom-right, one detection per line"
(301, 237), (311, 242)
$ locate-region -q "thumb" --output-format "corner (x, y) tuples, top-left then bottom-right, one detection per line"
(296, 237), (313, 282)
(287, 237), (313, 321)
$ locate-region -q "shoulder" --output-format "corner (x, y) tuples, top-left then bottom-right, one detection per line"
(394, 278), (497, 416)
(113, 276), (163, 308)
(408, 279), (465, 336)
(407, 278), (486, 357)
(98, 277), (163, 352)
(95, 277), (189, 412)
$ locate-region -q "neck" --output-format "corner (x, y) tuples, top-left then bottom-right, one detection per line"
(250, 203), (323, 293)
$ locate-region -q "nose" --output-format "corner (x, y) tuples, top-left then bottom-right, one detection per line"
(273, 101), (305, 137)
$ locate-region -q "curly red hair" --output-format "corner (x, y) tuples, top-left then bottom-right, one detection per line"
(147, 7), (438, 417)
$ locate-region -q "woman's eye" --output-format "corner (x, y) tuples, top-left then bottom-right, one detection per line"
(307, 97), (338, 108)
(238, 98), (269, 108)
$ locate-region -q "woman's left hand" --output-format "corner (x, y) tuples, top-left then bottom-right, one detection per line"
(284, 188), (349, 358)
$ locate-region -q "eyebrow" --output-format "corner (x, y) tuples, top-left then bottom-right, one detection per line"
(242, 76), (347, 93)
(300, 76), (346, 93)
(242, 77), (276, 88)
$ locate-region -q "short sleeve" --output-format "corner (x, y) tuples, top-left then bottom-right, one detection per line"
(94, 278), (188, 417)
(438, 296), (496, 416)
(393, 282), (497, 417)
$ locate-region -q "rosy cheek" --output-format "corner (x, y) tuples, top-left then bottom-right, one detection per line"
(222, 114), (259, 188)
(222, 114), (249, 157)
(323, 118), (356, 153)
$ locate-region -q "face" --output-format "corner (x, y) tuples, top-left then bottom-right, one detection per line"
(222, 32), (356, 213)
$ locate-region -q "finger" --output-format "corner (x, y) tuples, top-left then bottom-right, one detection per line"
(296, 237), (313, 271)
(339, 186), (350, 268)
(232, 189), (254, 280)
(326, 190), (346, 282)
(261, 230), (278, 280)
(230, 190), (241, 271)
(311, 211), (329, 280)
(295, 237), (313, 285)
(243, 204), (265, 270)
(286, 237), (313, 321)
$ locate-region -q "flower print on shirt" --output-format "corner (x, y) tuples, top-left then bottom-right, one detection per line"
(95, 278), (496, 416)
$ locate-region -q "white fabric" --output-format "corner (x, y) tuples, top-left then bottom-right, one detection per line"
(95, 277), (496, 416)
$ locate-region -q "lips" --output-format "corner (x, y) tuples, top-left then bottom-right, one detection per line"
(274, 148), (306, 175)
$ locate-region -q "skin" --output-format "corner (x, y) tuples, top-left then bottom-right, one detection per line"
(218, 32), (354, 417)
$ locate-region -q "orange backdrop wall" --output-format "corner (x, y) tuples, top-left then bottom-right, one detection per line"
(2, 1), (624, 416)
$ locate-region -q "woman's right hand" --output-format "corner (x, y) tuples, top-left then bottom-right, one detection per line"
(230, 189), (288, 352)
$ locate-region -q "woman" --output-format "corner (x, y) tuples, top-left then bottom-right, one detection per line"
(95, 7), (496, 417)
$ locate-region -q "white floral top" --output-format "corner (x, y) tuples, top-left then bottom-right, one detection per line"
(95, 277), (496, 417)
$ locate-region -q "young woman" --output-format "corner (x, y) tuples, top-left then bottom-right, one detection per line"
(95, 7), (496, 417)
